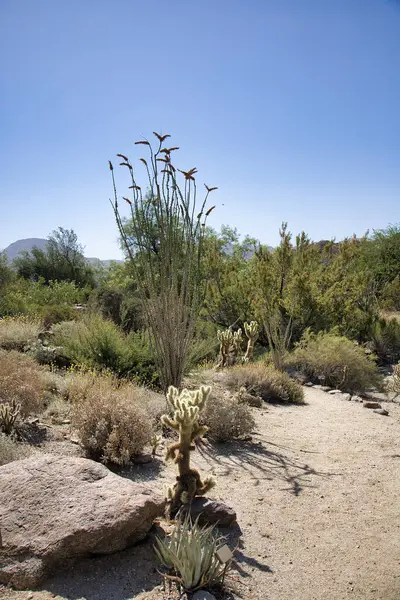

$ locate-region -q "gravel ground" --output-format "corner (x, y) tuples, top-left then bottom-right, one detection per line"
(1, 386), (399, 600)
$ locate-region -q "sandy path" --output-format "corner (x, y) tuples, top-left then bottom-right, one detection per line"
(1, 387), (400, 600)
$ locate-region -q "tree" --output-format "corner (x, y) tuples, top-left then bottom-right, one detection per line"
(14, 227), (94, 287)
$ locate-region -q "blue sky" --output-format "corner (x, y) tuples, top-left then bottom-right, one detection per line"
(1, 0), (399, 259)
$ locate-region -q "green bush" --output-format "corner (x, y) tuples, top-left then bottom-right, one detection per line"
(51, 315), (159, 386)
(369, 317), (400, 363)
(225, 362), (305, 404)
(286, 330), (383, 393)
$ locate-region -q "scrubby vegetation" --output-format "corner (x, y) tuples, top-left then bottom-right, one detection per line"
(286, 331), (383, 393)
(226, 362), (305, 404)
(202, 393), (256, 442)
(70, 372), (154, 464)
(0, 350), (46, 416)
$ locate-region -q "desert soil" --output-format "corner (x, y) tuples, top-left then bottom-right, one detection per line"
(1, 386), (400, 600)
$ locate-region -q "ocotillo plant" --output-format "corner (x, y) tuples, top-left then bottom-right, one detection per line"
(162, 385), (215, 515)
(244, 321), (259, 362)
(109, 132), (217, 390)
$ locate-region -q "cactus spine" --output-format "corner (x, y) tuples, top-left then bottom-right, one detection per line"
(0, 398), (21, 435)
(162, 385), (215, 514)
(244, 321), (259, 362)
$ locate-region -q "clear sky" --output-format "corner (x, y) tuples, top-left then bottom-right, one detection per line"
(1, 0), (399, 259)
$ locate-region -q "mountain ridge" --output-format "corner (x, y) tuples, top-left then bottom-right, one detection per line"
(1, 238), (122, 265)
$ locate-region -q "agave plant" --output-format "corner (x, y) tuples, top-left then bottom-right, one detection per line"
(154, 514), (230, 592)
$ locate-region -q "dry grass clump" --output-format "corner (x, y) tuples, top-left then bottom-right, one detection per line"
(0, 316), (42, 351)
(0, 350), (46, 416)
(0, 434), (31, 466)
(201, 394), (255, 443)
(43, 397), (71, 424)
(226, 362), (305, 405)
(69, 372), (153, 464)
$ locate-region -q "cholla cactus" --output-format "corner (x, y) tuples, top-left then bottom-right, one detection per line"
(162, 385), (215, 514)
(216, 328), (244, 367)
(244, 321), (259, 362)
(388, 363), (400, 398)
(151, 434), (162, 456)
(216, 329), (234, 368)
(232, 329), (243, 354)
(0, 398), (21, 435)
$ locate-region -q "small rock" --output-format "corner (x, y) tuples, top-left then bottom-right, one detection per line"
(192, 591), (217, 600)
(342, 393), (351, 401)
(185, 498), (237, 527)
(69, 436), (80, 444)
(304, 382), (314, 387)
(328, 389), (342, 395)
(352, 395), (364, 403)
(363, 401), (382, 409)
(61, 419), (71, 425)
(373, 408), (389, 416)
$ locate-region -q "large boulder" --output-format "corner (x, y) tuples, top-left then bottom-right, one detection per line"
(0, 454), (166, 589)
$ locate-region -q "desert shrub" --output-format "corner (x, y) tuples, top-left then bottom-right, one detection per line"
(0, 278), (87, 318)
(0, 316), (41, 351)
(0, 350), (46, 415)
(225, 362), (305, 404)
(51, 316), (159, 386)
(201, 394), (255, 442)
(39, 304), (77, 328)
(0, 434), (31, 466)
(43, 397), (71, 424)
(69, 372), (153, 464)
(287, 330), (383, 393)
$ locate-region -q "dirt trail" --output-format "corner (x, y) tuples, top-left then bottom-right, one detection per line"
(1, 387), (400, 600)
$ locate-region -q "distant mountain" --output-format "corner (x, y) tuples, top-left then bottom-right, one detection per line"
(1, 238), (122, 266)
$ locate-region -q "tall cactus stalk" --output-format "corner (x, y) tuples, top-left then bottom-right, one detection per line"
(162, 385), (215, 515)
(244, 321), (259, 362)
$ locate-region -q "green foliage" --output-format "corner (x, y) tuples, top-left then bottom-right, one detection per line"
(51, 315), (159, 386)
(0, 252), (13, 289)
(155, 514), (229, 593)
(369, 317), (400, 363)
(287, 330), (383, 393)
(226, 362), (305, 404)
(201, 394), (256, 442)
(14, 227), (95, 287)
(0, 277), (86, 318)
